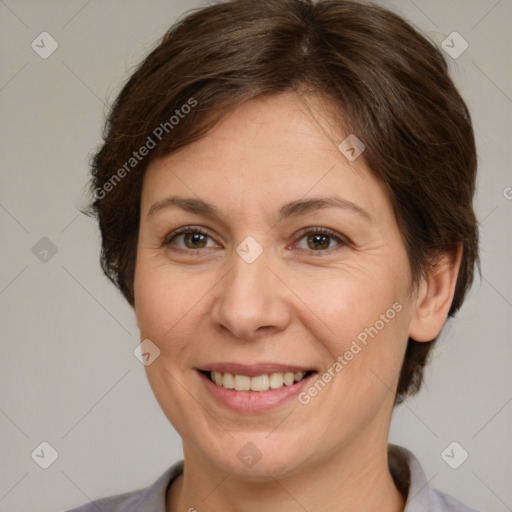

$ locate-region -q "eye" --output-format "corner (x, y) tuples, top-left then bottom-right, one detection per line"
(294, 227), (348, 252)
(163, 226), (220, 251)
(163, 226), (348, 254)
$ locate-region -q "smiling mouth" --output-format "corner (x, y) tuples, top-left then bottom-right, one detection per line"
(201, 370), (316, 392)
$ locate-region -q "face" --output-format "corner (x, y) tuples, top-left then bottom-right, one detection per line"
(134, 92), (418, 479)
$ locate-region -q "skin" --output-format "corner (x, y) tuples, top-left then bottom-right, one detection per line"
(134, 92), (462, 512)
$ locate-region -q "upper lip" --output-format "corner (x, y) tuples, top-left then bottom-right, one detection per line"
(198, 362), (316, 377)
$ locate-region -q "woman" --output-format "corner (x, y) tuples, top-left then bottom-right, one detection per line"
(69, 0), (480, 510)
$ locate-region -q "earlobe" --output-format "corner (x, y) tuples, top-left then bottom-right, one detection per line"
(408, 244), (463, 342)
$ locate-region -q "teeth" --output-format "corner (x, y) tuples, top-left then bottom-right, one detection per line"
(269, 372), (284, 389)
(283, 372), (294, 386)
(294, 371), (305, 381)
(223, 372), (235, 389)
(209, 370), (310, 392)
(250, 374), (269, 391)
(213, 371), (223, 386)
(234, 374), (251, 391)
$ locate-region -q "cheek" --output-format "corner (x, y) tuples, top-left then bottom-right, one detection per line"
(294, 258), (412, 399)
(292, 258), (409, 346)
(133, 258), (209, 430)
(134, 257), (205, 358)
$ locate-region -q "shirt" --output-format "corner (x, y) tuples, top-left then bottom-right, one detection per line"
(65, 445), (480, 511)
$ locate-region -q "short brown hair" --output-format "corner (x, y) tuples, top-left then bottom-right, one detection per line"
(85, 0), (479, 403)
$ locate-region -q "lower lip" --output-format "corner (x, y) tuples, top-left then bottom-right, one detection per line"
(198, 371), (315, 414)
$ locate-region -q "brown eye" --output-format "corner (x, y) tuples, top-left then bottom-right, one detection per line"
(307, 233), (331, 250)
(164, 227), (218, 251)
(295, 228), (347, 252)
(182, 232), (208, 249)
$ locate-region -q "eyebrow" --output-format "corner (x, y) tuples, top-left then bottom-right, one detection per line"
(147, 195), (371, 222)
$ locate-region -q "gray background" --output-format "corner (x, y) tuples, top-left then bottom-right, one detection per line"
(0, 1), (510, 511)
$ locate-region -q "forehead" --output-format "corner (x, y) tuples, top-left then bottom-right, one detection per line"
(141, 92), (391, 222)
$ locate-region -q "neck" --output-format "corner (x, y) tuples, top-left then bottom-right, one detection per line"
(167, 436), (405, 512)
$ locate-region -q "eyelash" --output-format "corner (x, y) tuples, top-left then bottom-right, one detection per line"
(163, 225), (348, 254)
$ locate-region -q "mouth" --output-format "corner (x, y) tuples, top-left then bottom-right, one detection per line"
(196, 363), (318, 413)
(200, 369), (316, 392)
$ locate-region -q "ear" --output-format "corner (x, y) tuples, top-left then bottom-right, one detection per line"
(408, 244), (463, 342)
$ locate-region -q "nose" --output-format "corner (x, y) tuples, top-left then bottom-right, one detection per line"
(210, 247), (292, 341)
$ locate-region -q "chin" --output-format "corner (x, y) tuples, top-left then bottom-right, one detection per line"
(194, 431), (317, 481)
